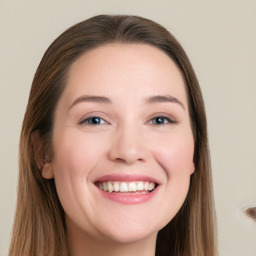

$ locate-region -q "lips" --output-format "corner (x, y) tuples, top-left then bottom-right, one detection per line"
(93, 174), (160, 204)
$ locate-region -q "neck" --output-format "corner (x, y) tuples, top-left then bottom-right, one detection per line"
(66, 219), (157, 256)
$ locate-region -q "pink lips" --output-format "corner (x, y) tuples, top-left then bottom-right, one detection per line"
(94, 174), (160, 205)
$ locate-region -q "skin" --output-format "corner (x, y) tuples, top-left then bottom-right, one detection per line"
(42, 43), (195, 256)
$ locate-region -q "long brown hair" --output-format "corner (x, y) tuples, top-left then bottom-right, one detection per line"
(9, 15), (217, 256)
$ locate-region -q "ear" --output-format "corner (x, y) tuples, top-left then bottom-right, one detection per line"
(189, 161), (195, 175)
(31, 131), (54, 179)
(41, 162), (54, 179)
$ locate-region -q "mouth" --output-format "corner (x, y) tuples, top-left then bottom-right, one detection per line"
(93, 174), (160, 204)
(95, 181), (158, 193)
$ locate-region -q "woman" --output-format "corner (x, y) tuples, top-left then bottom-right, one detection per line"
(9, 15), (217, 256)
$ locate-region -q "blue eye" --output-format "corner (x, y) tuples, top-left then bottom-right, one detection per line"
(149, 116), (176, 125)
(79, 116), (106, 125)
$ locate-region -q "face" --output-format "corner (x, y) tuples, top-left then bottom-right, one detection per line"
(43, 44), (195, 244)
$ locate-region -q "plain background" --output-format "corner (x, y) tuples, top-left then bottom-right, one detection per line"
(1, 1), (255, 255)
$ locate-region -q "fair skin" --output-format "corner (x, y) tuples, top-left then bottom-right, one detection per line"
(42, 43), (195, 256)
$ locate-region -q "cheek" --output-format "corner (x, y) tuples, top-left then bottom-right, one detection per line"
(153, 132), (195, 176)
(51, 131), (105, 208)
(53, 131), (105, 177)
(51, 131), (107, 222)
(151, 133), (194, 224)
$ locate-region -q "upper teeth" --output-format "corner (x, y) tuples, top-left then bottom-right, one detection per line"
(97, 181), (156, 193)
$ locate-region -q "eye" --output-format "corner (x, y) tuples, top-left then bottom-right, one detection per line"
(148, 116), (176, 125)
(79, 116), (107, 125)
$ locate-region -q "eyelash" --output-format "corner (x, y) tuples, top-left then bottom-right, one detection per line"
(79, 115), (176, 126)
(147, 116), (176, 125)
(79, 116), (107, 125)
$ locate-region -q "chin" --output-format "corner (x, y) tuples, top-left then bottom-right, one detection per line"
(94, 216), (164, 245)
(101, 227), (158, 244)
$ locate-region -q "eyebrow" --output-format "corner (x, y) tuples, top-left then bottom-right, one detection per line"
(68, 94), (185, 110)
(145, 95), (185, 109)
(68, 95), (111, 110)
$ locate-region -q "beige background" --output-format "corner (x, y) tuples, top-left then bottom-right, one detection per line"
(1, 1), (255, 255)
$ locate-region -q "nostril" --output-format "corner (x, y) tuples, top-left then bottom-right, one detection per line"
(113, 157), (145, 164)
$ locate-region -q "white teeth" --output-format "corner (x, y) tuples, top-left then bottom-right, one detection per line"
(120, 182), (128, 192)
(128, 182), (136, 192)
(103, 182), (108, 191)
(113, 182), (120, 192)
(107, 181), (113, 193)
(137, 181), (144, 191)
(97, 181), (156, 193)
(148, 182), (155, 191)
(144, 182), (149, 191)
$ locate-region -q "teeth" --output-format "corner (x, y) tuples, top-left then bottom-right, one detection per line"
(144, 182), (149, 191)
(120, 182), (128, 192)
(103, 182), (108, 192)
(148, 182), (155, 191)
(107, 181), (113, 193)
(128, 182), (136, 192)
(113, 182), (120, 192)
(97, 181), (156, 193)
(137, 181), (144, 191)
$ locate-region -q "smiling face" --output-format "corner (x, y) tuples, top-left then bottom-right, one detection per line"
(43, 43), (195, 247)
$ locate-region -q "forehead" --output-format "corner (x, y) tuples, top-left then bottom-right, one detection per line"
(62, 43), (187, 107)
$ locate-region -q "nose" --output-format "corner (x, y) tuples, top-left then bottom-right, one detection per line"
(108, 125), (147, 165)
